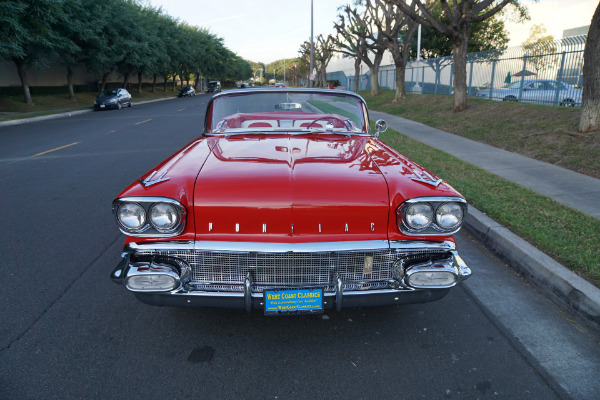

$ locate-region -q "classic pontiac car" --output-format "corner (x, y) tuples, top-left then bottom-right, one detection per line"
(111, 88), (471, 314)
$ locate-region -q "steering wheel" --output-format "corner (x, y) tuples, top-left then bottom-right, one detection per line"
(306, 116), (344, 129)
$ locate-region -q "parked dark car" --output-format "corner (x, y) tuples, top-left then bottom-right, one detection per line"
(178, 86), (196, 97)
(94, 88), (132, 110)
(207, 81), (221, 93)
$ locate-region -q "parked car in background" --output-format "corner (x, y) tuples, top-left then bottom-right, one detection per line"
(476, 79), (582, 106)
(94, 88), (132, 110)
(207, 81), (221, 93)
(178, 85), (196, 97)
(110, 88), (471, 314)
(275, 82), (286, 88)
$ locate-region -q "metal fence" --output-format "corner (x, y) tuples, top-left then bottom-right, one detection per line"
(329, 35), (587, 106)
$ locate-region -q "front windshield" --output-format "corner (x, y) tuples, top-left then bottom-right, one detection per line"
(209, 90), (366, 134)
(101, 89), (118, 96)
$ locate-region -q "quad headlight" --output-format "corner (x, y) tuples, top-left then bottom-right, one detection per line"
(117, 202), (147, 231)
(149, 202), (180, 232)
(114, 197), (186, 236)
(398, 197), (467, 235)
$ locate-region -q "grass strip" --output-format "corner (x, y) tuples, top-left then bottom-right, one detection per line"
(378, 124), (600, 287)
(307, 100), (362, 126)
(361, 90), (600, 179)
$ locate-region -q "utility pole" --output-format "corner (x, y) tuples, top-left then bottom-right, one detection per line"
(309, 0), (314, 88)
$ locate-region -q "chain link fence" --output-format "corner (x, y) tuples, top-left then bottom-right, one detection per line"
(332, 35), (587, 106)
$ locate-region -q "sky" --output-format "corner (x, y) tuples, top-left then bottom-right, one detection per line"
(146, 0), (597, 65)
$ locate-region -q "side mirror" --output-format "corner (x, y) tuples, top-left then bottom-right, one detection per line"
(375, 119), (388, 137)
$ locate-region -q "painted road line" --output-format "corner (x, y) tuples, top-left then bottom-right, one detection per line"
(177, 108), (186, 112)
(32, 142), (80, 157)
(135, 119), (152, 125)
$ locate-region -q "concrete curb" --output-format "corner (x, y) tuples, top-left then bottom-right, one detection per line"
(0, 96), (177, 127)
(465, 207), (600, 333)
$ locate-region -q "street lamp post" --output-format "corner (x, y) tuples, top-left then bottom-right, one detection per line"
(310, 0), (314, 88)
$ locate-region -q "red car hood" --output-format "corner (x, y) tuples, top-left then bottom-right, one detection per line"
(194, 135), (390, 242)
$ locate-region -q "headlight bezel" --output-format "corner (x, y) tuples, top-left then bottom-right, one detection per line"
(113, 197), (186, 237)
(397, 197), (467, 236)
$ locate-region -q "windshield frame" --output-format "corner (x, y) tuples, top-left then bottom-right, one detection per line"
(204, 88), (371, 136)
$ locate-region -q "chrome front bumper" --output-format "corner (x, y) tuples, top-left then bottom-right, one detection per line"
(111, 240), (471, 312)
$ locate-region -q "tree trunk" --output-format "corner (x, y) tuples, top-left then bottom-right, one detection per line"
(152, 74), (157, 93)
(162, 75), (168, 92)
(172, 73), (177, 91)
(393, 65), (407, 103)
(137, 72), (143, 93)
(579, 1), (600, 133)
(100, 73), (108, 92)
(353, 58), (360, 92)
(14, 58), (33, 105)
(67, 67), (76, 101)
(368, 51), (384, 97)
(451, 36), (469, 112)
(122, 72), (130, 88)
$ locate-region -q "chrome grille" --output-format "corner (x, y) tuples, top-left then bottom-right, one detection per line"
(134, 248), (448, 293)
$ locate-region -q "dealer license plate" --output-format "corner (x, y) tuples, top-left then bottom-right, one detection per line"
(264, 288), (323, 315)
(100, 104), (105, 108)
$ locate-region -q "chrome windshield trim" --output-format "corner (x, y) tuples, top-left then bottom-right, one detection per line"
(124, 240), (455, 254)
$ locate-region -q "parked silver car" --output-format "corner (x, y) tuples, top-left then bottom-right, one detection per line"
(476, 79), (582, 106)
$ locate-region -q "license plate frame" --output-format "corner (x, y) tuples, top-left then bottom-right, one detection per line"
(264, 288), (324, 315)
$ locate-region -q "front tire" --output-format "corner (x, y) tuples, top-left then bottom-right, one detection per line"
(503, 95), (517, 102)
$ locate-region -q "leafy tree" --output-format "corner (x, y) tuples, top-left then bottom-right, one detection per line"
(521, 24), (557, 75)
(333, 4), (387, 96)
(57, 0), (101, 101)
(0, 0), (66, 104)
(333, 5), (368, 93)
(579, 1), (600, 133)
(412, 3), (509, 92)
(367, 0), (419, 102)
(392, 0), (527, 112)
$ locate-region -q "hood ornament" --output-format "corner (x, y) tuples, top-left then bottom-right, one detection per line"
(411, 171), (442, 187)
(140, 170), (170, 187)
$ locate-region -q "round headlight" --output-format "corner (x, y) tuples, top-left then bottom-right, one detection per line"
(405, 203), (433, 230)
(149, 202), (179, 232)
(436, 202), (464, 230)
(117, 203), (146, 231)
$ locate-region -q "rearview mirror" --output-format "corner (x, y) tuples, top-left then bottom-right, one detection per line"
(375, 119), (388, 137)
(275, 103), (301, 110)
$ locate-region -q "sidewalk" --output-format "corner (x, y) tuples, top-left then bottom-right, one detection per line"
(370, 110), (600, 333)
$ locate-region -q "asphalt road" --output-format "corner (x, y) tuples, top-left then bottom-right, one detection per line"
(1, 94), (599, 399)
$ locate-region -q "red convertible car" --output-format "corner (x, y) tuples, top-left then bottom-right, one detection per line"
(111, 88), (471, 314)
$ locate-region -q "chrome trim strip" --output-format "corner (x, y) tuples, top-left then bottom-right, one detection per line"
(123, 240), (456, 253)
(140, 170), (170, 187)
(403, 197), (468, 205)
(167, 288), (416, 298)
(335, 277), (343, 312)
(244, 276), (252, 313)
(192, 240), (392, 252)
(389, 240), (456, 251)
